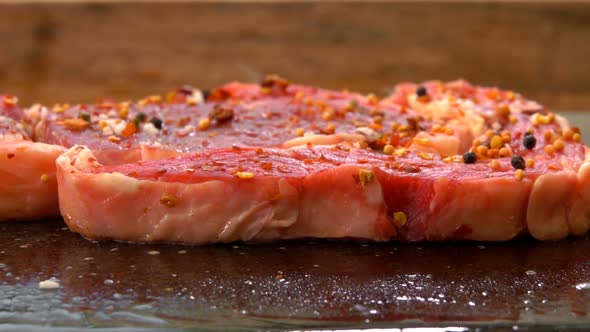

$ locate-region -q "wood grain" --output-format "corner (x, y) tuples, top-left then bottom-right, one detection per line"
(0, 2), (589, 109)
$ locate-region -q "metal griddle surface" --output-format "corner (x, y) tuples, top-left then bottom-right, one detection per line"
(0, 220), (590, 331)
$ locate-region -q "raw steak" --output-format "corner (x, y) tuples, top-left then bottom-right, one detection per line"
(30, 77), (434, 164)
(57, 141), (589, 243)
(56, 79), (590, 243)
(0, 96), (65, 220)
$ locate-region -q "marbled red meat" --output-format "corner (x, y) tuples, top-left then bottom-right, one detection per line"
(57, 137), (589, 243)
(5, 77), (590, 242)
(31, 78), (429, 164)
(0, 96), (65, 220)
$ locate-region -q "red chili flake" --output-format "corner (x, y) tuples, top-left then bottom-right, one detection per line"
(207, 88), (231, 102)
(261, 162), (273, 170)
(7, 153), (15, 159)
(160, 193), (179, 208)
(3, 95), (18, 107)
(176, 85), (195, 95)
(209, 106), (234, 122)
(260, 74), (290, 90)
(121, 122), (137, 138)
(177, 117), (191, 127)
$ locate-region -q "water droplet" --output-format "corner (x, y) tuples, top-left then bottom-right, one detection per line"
(525, 270), (536, 276)
(84, 257), (94, 261)
(468, 301), (476, 306)
(478, 245), (486, 249)
(0, 263), (6, 269)
(177, 250), (187, 254)
(104, 279), (114, 285)
(575, 282), (590, 290)
(146, 251), (160, 255)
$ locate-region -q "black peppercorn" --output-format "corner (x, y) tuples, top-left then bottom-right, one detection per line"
(150, 117), (163, 130)
(523, 133), (536, 150)
(511, 155), (526, 170)
(416, 86), (428, 97)
(78, 112), (91, 123)
(463, 152), (477, 164)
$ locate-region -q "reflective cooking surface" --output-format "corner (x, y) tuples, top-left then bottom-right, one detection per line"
(0, 220), (589, 331)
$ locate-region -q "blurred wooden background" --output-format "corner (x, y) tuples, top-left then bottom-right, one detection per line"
(0, 1), (589, 109)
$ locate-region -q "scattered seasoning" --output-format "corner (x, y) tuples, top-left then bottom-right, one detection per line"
(463, 152), (477, 164)
(260, 162), (273, 171)
(496, 105), (510, 118)
(201, 89), (211, 101)
(490, 159), (501, 171)
(562, 128), (574, 141)
(515, 169), (526, 181)
(150, 117), (163, 130)
(487, 148), (499, 159)
(121, 122), (137, 138)
(367, 93), (379, 105)
(526, 158), (535, 168)
(393, 211), (407, 227)
(499, 147), (510, 157)
(7, 153), (15, 159)
(2, 95), (18, 107)
(40, 174), (49, 182)
(553, 139), (565, 152)
(134, 112), (147, 128)
(78, 112), (91, 122)
(176, 85), (195, 95)
(490, 135), (503, 149)
(543, 130), (552, 142)
(260, 74), (290, 90)
(383, 144), (394, 155)
(160, 193), (179, 207)
(358, 169), (375, 186)
(322, 123), (336, 134)
(523, 133), (537, 149)
(545, 144), (555, 156)
(573, 133), (582, 142)
(209, 106), (234, 122)
(476, 145), (488, 156)
(198, 117), (211, 130)
(235, 171), (255, 179)
(416, 86), (428, 97)
(63, 118), (90, 131)
(294, 127), (305, 137)
(511, 155), (526, 170)
(118, 103), (130, 118)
